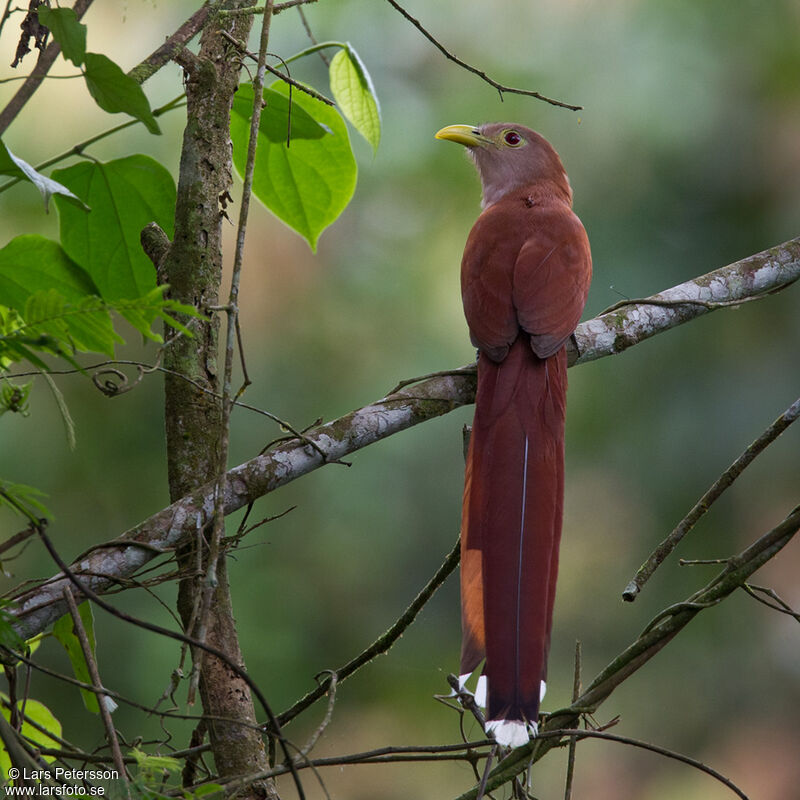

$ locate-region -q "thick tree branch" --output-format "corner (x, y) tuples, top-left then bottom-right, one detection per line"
(568, 236), (800, 365)
(5, 237), (800, 642)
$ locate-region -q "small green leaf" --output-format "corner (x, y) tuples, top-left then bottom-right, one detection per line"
(130, 747), (181, 783)
(0, 140), (89, 212)
(22, 290), (120, 356)
(53, 156), (176, 300)
(189, 784), (225, 798)
(0, 607), (24, 651)
(329, 45), (381, 153)
(231, 80), (357, 250)
(233, 83), (328, 143)
(0, 695), (62, 776)
(53, 602), (100, 713)
(38, 6), (86, 66)
(0, 479), (51, 521)
(0, 236), (97, 310)
(83, 52), (160, 134)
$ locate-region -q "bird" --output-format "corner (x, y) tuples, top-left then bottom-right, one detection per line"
(436, 123), (592, 748)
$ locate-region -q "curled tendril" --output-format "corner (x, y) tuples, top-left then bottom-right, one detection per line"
(92, 365), (145, 397)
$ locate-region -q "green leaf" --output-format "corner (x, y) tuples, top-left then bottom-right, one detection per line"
(189, 784), (225, 798)
(53, 156), (176, 300)
(22, 290), (120, 357)
(53, 602), (100, 713)
(329, 45), (381, 152)
(231, 80), (357, 250)
(0, 479), (51, 521)
(0, 607), (24, 652)
(83, 52), (160, 134)
(0, 140), (89, 212)
(0, 236), (97, 310)
(113, 286), (203, 342)
(0, 695), (62, 776)
(38, 6), (86, 66)
(233, 83), (328, 143)
(130, 747), (181, 782)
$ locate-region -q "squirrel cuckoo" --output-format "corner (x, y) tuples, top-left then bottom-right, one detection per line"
(436, 123), (591, 747)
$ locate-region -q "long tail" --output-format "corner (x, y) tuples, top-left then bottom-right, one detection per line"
(460, 336), (567, 747)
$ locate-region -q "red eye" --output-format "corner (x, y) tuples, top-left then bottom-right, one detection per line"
(504, 131), (521, 146)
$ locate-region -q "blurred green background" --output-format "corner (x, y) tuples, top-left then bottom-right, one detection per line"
(1, 1), (799, 797)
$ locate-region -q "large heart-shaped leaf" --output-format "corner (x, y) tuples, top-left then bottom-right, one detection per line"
(0, 235), (97, 309)
(53, 156), (176, 300)
(233, 82), (328, 143)
(231, 81), (357, 250)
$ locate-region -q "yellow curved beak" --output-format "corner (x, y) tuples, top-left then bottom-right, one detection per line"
(435, 124), (488, 147)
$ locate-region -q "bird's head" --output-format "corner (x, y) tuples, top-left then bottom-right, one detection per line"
(435, 123), (571, 209)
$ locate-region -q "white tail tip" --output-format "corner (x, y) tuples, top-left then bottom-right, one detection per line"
(486, 719), (538, 748)
(540, 680), (547, 702)
(475, 674), (487, 708)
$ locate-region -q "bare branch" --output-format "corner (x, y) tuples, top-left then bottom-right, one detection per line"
(741, 583), (800, 623)
(279, 536), (460, 725)
(382, 0), (582, 110)
(623, 393), (800, 601)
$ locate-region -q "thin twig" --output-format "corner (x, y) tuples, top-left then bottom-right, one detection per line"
(218, 29), (334, 104)
(208, 740), (492, 790)
(475, 745), (495, 800)
(382, 0), (581, 110)
(5, 357), (332, 462)
(299, 672), (337, 757)
(538, 729), (750, 800)
(623, 394), (800, 601)
(741, 583), (800, 623)
(297, 5), (329, 66)
(388, 366), (477, 395)
(597, 282), (796, 316)
(0, 0), (18, 40)
(0, 523), (37, 557)
(564, 641), (581, 800)
(61, 587), (129, 790)
(279, 536), (461, 725)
